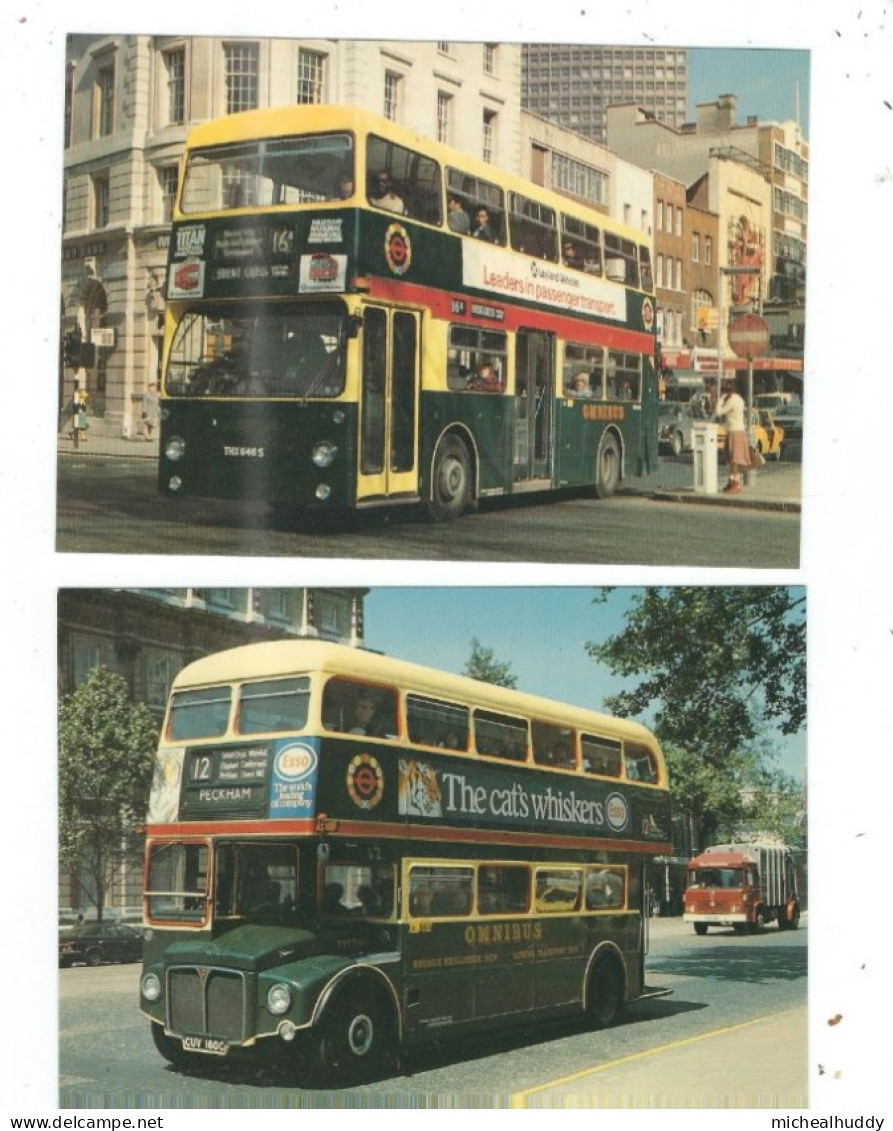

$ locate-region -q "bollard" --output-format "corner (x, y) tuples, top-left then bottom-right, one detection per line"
(691, 422), (720, 494)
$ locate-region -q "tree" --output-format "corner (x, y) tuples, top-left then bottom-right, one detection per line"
(587, 587), (806, 848)
(462, 637), (518, 688)
(58, 667), (158, 921)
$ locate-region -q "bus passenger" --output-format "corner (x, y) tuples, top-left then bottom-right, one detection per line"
(472, 207), (496, 242)
(467, 360), (502, 393)
(447, 195), (470, 233)
(570, 373), (593, 398)
(369, 171), (405, 214)
(337, 170), (354, 199)
(350, 693), (378, 735)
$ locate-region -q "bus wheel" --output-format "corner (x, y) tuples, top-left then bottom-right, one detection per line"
(587, 953), (624, 1029)
(319, 988), (395, 1080)
(594, 433), (621, 498)
(428, 436), (472, 521)
(694, 923), (709, 936)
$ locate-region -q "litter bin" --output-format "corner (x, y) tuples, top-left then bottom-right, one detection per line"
(691, 421), (719, 494)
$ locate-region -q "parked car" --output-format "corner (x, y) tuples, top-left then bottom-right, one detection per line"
(658, 399), (709, 456)
(717, 408), (785, 461)
(772, 403), (803, 441)
(58, 921), (144, 967)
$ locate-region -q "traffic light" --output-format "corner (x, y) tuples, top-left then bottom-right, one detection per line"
(62, 326), (82, 369)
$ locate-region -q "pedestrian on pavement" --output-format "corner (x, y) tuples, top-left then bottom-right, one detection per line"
(141, 382), (160, 442)
(715, 378), (748, 493)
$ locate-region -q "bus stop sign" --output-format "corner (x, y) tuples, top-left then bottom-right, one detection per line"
(728, 313), (770, 360)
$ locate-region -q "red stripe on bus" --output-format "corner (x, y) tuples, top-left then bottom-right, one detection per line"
(365, 276), (654, 353)
(147, 818), (670, 855)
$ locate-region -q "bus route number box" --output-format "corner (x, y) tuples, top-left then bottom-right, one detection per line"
(691, 421), (719, 494)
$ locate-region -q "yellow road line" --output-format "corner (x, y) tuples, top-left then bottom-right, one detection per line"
(509, 1015), (770, 1108)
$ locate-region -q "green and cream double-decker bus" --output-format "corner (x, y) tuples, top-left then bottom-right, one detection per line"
(139, 640), (672, 1081)
(159, 104), (658, 522)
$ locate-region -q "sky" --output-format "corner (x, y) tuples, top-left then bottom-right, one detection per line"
(688, 47), (811, 138)
(363, 587), (806, 781)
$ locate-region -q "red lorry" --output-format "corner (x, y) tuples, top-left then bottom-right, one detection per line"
(683, 843), (800, 935)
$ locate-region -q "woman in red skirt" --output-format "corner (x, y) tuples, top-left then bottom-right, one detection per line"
(715, 379), (749, 493)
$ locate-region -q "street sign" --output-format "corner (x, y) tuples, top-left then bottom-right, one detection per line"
(728, 313), (770, 360)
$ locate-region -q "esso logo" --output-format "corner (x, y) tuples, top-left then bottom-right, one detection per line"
(605, 792), (630, 833)
(275, 743), (318, 781)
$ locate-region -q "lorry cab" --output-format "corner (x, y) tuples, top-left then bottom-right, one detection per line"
(683, 844), (800, 936)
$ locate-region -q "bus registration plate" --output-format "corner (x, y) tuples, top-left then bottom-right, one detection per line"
(182, 1036), (230, 1056)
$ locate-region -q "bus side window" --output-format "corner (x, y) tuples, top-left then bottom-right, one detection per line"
(581, 735), (622, 778)
(532, 721), (576, 769)
(624, 742), (659, 784)
(322, 677), (399, 738)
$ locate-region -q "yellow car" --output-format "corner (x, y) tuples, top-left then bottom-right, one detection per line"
(717, 408), (785, 461)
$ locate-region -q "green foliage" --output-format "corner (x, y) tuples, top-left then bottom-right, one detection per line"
(588, 588), (806, 848)
(463, 637), (518, 688)
(58, 666), (158, 919)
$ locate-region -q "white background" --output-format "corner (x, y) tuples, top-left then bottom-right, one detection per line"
(3, 0), (891, 1123)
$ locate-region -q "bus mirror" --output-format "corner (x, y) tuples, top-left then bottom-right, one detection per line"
(346, 314), (362, 338)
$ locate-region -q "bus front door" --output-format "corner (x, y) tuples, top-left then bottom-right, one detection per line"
(513, 329), (554, 486)
(357, 306), (420, 503)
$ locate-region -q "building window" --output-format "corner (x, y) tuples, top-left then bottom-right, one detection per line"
(71, 636), (104, 688)
(297, 47), (326, 104)
(95, 63), (115, 137)
(225, 43), (259, 114)
(665, 203), (673, 233)
(437, 91), (452, 145)
(656, 200), (663, 231)
(160, 165), (179, 223)
(656, 253), (664, 288)
(145, 649), (181, 712)
(314, 592), (351, 641)
(551, 151), (607, 206)
(384, 70), (402, 122)
(705, 236), (713, 266)
(676, 208), (683, 237)
(484, 44), (497, 75)
(483, 109), (497, 163)
(692, 232), (700, 262)
(94, 173), (110, 228)
(164, 48), (186, 125)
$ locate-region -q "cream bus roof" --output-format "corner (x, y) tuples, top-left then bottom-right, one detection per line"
(170, 639), (660, 749)
(181, 103), (650, 248)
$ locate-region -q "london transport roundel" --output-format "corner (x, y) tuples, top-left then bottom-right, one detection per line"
(384, 223), (412, 276)
(346, 753), (384, 810)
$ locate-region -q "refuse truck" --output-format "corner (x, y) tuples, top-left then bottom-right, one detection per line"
(683, 843), (800, 935)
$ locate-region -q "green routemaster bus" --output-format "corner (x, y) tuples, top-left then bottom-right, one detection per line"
(159, 104), (658, 521)
(139, 640), (672, 1080)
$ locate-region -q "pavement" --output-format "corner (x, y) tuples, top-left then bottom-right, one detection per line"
(56, 430), (802, 513)
(513, 913), (809, 1109)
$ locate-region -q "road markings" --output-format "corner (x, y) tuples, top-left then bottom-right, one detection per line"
(509, 1015), (770, 1108)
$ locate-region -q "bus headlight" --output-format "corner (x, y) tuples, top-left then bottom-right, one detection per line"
(141, 972), (162, 1002)
(312, 441), (338, 468)
(164, 436), (186, 462)
(267, 983), (292, 1015)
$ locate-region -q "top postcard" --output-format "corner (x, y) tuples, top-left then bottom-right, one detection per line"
(56, 38), (806, 566)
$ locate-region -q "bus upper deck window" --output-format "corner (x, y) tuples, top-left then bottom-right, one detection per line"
(168, 686), (232, 740)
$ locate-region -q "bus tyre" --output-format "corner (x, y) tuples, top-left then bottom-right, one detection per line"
(319, 988), (395, 1080)
(428, 436), (472, 521)
(586, 953), (624, 1029)
(594, 433), (621, 498)
(694, 923), (709, 936)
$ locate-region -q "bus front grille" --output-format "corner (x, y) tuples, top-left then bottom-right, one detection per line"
(167, 966), (248, 1042)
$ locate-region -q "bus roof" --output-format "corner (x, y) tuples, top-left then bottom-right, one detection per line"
(171, 639), (661, 750)
(181, 103), (650, 247)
